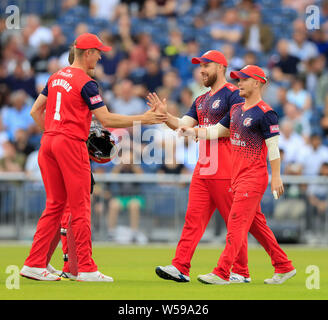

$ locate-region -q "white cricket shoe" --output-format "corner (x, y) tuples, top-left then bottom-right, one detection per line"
(229, 272), (251, 283)
(20, 265), (61, 281)
(264, 269), (296, 284)
(155, 265), (190, 282)
(197, 273), (230, 285)
(60, 271), (77, 280)
(76, 271), (114, 282)
(46, 263), (62, 277)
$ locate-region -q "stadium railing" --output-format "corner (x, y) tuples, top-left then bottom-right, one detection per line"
(0, 172), (327, 245)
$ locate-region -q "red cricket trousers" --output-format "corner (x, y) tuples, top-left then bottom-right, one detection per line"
(213, 190), (294, 280)
(24, 134), (97, 272)
(172, 175), (249, 277)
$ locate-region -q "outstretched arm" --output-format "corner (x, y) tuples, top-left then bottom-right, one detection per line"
(177, 123), (230, 139)
(92, 105), (168, 128)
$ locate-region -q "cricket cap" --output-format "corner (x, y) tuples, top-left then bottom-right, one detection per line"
(230, 65), (267, 83)
(75, 33), (111, 52)
(191, 50), (228, 67)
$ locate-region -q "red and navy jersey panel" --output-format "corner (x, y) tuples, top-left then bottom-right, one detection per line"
(185, 83), (244, 179)
(220, 100), (280, 193)
(41, 67), (105, 141)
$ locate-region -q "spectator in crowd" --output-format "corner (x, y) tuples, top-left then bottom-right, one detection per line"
(297, 134), (328, 176)
(188, 66), (208, 100)
(24, 15), (54, 50)
(236, 0), (259, 26)
(210, 8), (243, 45)
(282, 102), (312, 139)
(0, 141), (25, 172)
(320, 95), (328, 143)
(1, 90), (35, 141)
(270, 39), (300, 81)
(30, 43), (53, 74)
(240, 9), (274, 53)
(4, 60), (37, 99)
(279, 118), (306, 165)
(160, 69), (183, 102)
(307, 162), (328, 233)
(90, 0), (120, 21)
(109, 79), (147, 116)
(107, 149), (147, 244)
(194, 0), (224, 29)
(289, 19), (319, 62)
(141, 59), (163, 92)
(49, 25), (68, 57)
(286, 76), (312, 118)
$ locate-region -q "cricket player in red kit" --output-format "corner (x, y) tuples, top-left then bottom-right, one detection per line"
(179, 65), (296, 285)
(148, 50), (252, 283)
(20, 33), (167, 282)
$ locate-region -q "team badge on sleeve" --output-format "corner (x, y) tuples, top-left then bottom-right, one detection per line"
(90, 95), (102, 105)
(270, 124), (279, 133)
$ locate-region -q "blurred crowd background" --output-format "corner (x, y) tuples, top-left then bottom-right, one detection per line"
(1, 0), (328, 244)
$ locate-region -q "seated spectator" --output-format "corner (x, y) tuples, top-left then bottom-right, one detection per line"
(90, 0), (120, 21)
(282, 102), (312, 140)
(141, 59), (163, 92)
(270, 39), (300, 81)
(24, 14), (54, 50)
(0, 141), (25, 172)
(236, 0), (259, 26)
(221, 43), (244, 76)
(1, 90), (35, 141)
(0, 129), (9, 159)
(210, 8), (243, 45)
(307, 162), (328, 233)
(160, 69), (183, 102)
(178, 87), (194, 115)
(320, 95), (328, 142)
(286, 76), (312, 116)
(279, 118), (306, 165)
(109, 79), (147, 116)
(240, 9), (274, 53)
(164, 29), (186, 61)
(107, 149), (147, 244)
(194, 0), (224, 29)
(30, 43), (53, 74)
(4, 60), (37, 98)
(49, 25), (68, 57)
(288, 19), (319, 62)
(188, 66), (208, 100)
(13, 128), (35, 165)
(171, 38), (200, 85)
(297, 134), (328, 175)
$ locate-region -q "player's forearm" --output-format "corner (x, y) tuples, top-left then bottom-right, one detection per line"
(100, 113), (146, 128)
(165, 112), (180, 130)
(199, 123), (230, 139)
(270, 158), (281, 179)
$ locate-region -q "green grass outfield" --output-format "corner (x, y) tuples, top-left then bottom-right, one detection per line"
(0, 244), (327, 300)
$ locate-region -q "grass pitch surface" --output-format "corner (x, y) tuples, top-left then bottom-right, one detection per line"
(0, 244), (327, 300)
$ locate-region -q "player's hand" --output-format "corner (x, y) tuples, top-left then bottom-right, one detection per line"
(177, 126), (196, 138)
(271, 175), (284, 199)
(146, 92), (168, 115)
(142, 109), (168, 125)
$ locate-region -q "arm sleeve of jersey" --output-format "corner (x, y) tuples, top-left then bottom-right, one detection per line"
(185, 99), (198, 122)
(228, 90), (244, 107)
(219, 112), (231, 129)
(260, 110), (280, 139)
(41, 81), (48, 96)
(81, 80), (105, 110)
